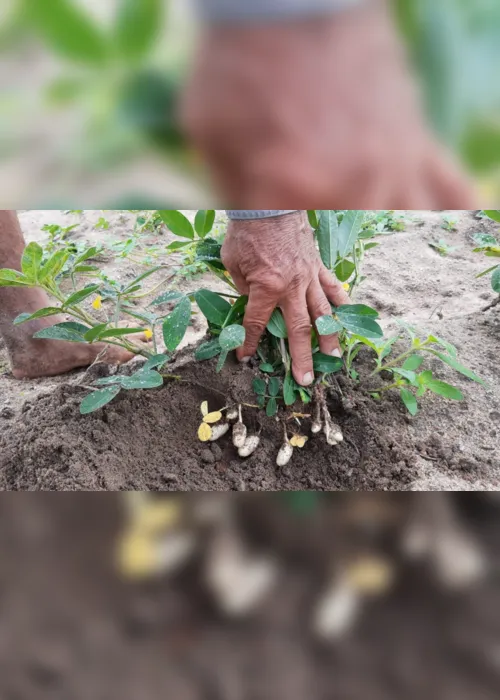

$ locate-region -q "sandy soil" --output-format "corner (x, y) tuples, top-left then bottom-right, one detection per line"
(0, 210), (499, 491)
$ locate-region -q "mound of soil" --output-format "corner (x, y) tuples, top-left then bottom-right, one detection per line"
(0, 350), (423, 491)
(2, 494), (500, 700)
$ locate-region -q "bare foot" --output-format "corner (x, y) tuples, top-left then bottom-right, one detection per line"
(10, 338), (136, 380)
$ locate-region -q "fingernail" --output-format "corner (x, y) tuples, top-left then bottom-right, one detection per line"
(330, 349), (342, 358)
(241, 356), (251, 363)
(302, 372), (314, 386)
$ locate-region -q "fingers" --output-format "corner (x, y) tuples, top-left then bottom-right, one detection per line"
(319, 267), (351, 308)
(307, 280), (342, 357)
(281, 295), (314, 387)
(237, 285), (277, 362)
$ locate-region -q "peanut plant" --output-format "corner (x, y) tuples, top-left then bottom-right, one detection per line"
(474, 210), (500, 310)
(0, 239), (194, 414)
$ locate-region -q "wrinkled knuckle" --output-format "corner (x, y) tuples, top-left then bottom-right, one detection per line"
(245, 320), (266, 340)
(291, 318), (312, 337)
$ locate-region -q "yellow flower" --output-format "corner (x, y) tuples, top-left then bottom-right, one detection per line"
(92, 295), (102, 310)
(198, 422), (212, 442)
(290, 434), (308, 448)
(144, 328), (153, 340)
(342, 283), (350, 291)
(203, 411), (222, 424)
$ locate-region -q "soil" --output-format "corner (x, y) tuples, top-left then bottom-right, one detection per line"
(2, 493), (500, 700)
(0, 210), (499, 491)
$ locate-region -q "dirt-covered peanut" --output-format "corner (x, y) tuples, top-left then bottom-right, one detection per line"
(232, 422), (247, 448)
(226, 406), (238, 422)
(276, 442), (293, 467)
(232, 405), (247, 448)
(210, 423), (230, 441)
(311, 400), (322, 433)
(238, 435), (260, 458)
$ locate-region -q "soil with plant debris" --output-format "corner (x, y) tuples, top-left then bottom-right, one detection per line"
(0, 209), (499, 491)
(2, 493), (500, 700)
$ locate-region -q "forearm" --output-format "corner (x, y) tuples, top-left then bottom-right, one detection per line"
(195, 0), (365, 24)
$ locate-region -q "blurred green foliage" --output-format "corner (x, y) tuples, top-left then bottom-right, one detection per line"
(2, 0), (500, 194)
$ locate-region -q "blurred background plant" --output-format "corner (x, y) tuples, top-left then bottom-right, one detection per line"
(2, 0), (500, 205)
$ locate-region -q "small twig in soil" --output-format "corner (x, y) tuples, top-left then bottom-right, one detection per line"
(482, 296), (500, 313)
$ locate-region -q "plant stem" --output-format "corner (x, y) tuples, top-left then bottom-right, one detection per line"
(372, 382), (400, 393)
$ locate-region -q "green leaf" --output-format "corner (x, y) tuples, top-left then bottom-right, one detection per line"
(166, 241), (192, 251)
(336, 304), (379, 318)
(492, 266), (500, 293)
(194, 210), (216, 238)
(312, 353), (343, 374)
(24, 0), (109, 65)
(252, 378), (266, 395)
(223, 295), (248, 328)
(392, 368), (417, 385)
(195, 239), (223, 267)
(194, 289), (232, 327)
(483, 210), (500, 223)
(428, 350), (485, 386)
(337, 210), (365, 258)
(307, 210), (319, 229)
(476, 264), (500, 279)
(142, 354), (169, 371)
(64, 284), (100, 307)
(84, 324), (109, 343)
(162, 296), (191, 352)
(33, 321), (89, 342)
(259, 363), (275, 373)
(13, 307), (61, 324)
(402, 355), (424, 371)
(425, 380), (463, 401)
(121, 370), (164, 390)
(0, 269), (32, 287)
(73, 264), (99, 274)
(316, 210), (338, 269)
(257, 394), (266, 408)
(268, 377), (280, 397)
(21, 242), (43, 280)
(74, 246), (100, 265)
(400, 388), (418, 416)
(80, 386), (122, 414)
(149, 291), (185, 306)
(96, 327), (145, 340)
(93, 376), (124, 387)
(266, 398), (278, 417)
(334, 259), (356, 282)
(219, 324), (245, 351)
(114, 0), (162, 62)
(216, 349), (228, 373)
(39, 250), (70, 281)
(315, 315), (343, 336)
(158, 210), (194, 239)
(335, 307), (383, 340)
(418, 370), (433, 385)
(123, 266), (163, 292)
(267, 309), (288, 338)
(195, 339), (221, 361)
(283, 373), (296, 406)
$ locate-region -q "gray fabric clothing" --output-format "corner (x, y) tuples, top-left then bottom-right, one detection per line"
(226, 210), (298, 220)
(195, 0), (363, 24)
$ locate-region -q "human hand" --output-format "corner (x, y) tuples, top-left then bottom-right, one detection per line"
(182, 1), (475, 208)
(221, 211), (350, 386)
